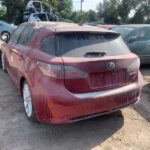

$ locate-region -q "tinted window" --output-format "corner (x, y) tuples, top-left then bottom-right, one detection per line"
(41, 35), (56, 55)
(33, 2), (41, 12)
(10, 25), (25, 43)
(57, 33), (130, 57)
(18, 25), (38, 46)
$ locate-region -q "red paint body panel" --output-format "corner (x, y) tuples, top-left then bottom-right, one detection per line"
(2, 22), (143, 124)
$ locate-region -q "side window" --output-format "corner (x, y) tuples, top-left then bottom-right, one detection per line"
(10, 25), (25, 43)
(41, 35), (56, 55)
(33, 2), (41, 12)
(130, 28), (150, 42)
(142, 28), (150, 41)
(18, 25), (38, 46)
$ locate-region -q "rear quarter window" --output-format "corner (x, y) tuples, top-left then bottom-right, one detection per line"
(41, 35), (56, 55)
(10, 25), (25, 43)
(18, 26), (38, 46)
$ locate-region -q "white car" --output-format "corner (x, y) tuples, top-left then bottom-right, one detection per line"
(26, 0), (53, 14)
(28, 13), (58, 22)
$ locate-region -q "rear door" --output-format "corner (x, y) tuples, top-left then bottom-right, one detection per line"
(4, 25), (25, 83)
(57, 32), (139, 93)
(12, 24), (38, 83)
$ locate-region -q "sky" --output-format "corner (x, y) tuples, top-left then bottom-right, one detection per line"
(73, 0), (103, 12)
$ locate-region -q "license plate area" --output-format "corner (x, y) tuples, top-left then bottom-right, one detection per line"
(90, 69), (129, 88)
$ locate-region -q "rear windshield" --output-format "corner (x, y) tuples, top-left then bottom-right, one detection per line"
(41, 32), (130, 57)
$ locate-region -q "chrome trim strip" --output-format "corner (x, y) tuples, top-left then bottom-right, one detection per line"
(74, 83), (138, 99)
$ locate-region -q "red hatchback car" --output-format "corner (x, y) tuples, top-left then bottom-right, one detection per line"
(1, 22), (143, 124)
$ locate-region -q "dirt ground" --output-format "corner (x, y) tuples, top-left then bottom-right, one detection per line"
(0, 65), (149, 150)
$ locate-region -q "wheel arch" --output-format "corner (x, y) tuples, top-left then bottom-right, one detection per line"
(1, 31), (10, 36)
(20, 76), (26, 96)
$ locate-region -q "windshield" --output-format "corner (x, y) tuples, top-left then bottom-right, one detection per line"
(112, 26), (135, 38)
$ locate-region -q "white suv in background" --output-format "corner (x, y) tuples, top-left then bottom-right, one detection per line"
(26, 0), (53, 14)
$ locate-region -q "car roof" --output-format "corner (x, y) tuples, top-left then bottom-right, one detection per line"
(25, 21), (117, 34)
(116, 24), (150, 28)
(0, 20), (11, 26)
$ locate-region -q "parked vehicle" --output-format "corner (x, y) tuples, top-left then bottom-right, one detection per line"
(0, 21), (16, 40)
(26, 0), (53, 14)
(1, 22), (143, 124)
(24, 1), (58, 22)
(112, 25), (150, 64)
(28, 12), (58, 22)
(97, 24), (116, 30)
(84, 22), (104, 26)
(85, 22), (116, 30)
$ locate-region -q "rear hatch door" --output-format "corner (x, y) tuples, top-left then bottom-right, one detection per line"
(57, 32), (139, 93)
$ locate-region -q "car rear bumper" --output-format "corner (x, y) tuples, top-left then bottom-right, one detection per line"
(49, 99), (138, 124)
(31, 72), (143, 124)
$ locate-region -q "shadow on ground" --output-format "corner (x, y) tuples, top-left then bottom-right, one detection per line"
(133, 83), (150, 123)
(140, 64), (150, 82)
(0, 70), (124, 150)
(133, 65), (150, 122)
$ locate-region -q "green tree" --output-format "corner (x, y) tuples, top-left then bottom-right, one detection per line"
(86, 10), (98, 22)
(129, 0), (150, 23)
(71, 11), (88, 23)
(97, 0), (120, 24)
(43, 0), (73, 20)
(0, 5), (6, 18)
(4, 0), (26, 22)
(118, 0), (142, 23)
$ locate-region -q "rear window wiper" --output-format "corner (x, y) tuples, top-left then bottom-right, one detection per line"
(84, 52), (107, 58)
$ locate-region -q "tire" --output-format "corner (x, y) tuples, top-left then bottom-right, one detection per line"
(1, 31), (10, 40)
(22, 81), (37, 122)
(1, 51), (7, 72)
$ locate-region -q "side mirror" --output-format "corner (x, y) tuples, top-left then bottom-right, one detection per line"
(127, 36), (137, 43)
(1, 34), (10, 43)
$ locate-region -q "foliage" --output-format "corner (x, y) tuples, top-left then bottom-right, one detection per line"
(130, 1), (150, 23)
(97, 0), (120, 24)
(97, 0), (150, 24)
(118, 0), (142, 23)
(0, 4), (6, 18)
(4, 0), (26, 22)
(2, 0), (150, 24)
(71, 10), (101, 23)
(43, 0), (73, 20)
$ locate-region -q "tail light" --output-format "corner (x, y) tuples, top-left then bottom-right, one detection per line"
(128, 58), (140, 81)
(129, 58), (140, 69)
(37, 61), (88, 79)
